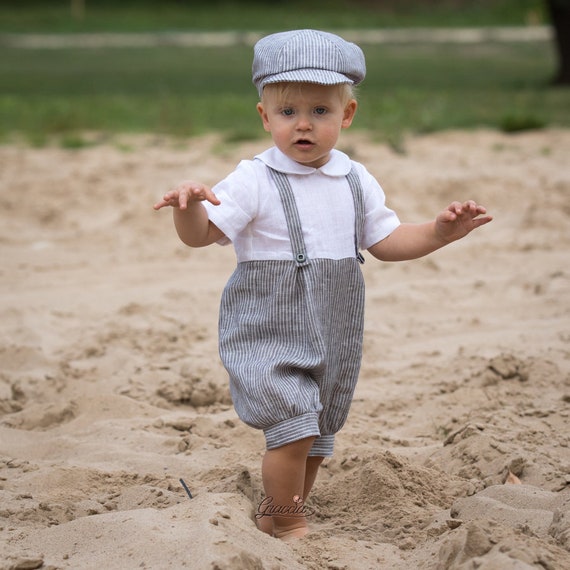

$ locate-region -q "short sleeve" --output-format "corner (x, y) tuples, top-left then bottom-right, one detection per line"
(203, 160), (260, 244)
(354, 163), (401, 249)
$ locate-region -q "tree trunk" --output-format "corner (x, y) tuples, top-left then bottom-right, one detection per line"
(546, 0), (570, 84)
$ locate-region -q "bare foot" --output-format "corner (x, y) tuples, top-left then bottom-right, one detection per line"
(256, 515), (274, 536)
(273, 525), (309, 542)
(256, 515), (309, 541)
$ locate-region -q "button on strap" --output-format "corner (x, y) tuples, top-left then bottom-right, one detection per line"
(268, 167), (310, 266)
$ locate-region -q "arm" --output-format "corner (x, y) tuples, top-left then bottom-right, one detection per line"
(153, 181), (225, 247)
(368, 200), (492, 262)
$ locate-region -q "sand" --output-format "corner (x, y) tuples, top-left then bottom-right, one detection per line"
(0, 129), (569, 570)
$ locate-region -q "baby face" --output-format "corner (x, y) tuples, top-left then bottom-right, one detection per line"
(257, 83), (357, 169)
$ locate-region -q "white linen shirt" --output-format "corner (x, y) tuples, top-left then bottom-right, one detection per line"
(203, 147), (400, 262)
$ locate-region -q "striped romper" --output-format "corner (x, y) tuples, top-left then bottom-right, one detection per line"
(205, 148), (400, 457)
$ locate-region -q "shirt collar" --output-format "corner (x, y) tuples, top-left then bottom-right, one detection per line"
(254, 146), (352, 176)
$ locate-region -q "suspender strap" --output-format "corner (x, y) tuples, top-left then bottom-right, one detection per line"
(268, 165), (366, 266)
(346, 166), (366, 264)
(268, 167), (309, 266)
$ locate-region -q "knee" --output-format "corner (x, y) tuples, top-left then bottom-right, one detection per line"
(269, 436), (316, 461)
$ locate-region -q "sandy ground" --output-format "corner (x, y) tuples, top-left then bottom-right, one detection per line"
(0, 129), (569, 570)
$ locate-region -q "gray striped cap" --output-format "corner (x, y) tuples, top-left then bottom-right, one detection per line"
(252, 29), (366, 96)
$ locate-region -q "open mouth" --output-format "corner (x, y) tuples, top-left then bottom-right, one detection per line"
(295, 139), (314, 147)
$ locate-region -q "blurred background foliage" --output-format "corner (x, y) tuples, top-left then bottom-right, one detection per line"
(0, 0), (549, 32)
(0, 0), (568, 147)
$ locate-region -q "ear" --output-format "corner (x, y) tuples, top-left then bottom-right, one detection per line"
(257, 102), (271, 132)
(341, 99), (358, 129)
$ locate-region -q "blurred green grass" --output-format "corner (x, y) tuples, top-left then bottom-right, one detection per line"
(1, 40), (566, 146)
(0, 0), (548, 33)
(0, 0), (567, 146)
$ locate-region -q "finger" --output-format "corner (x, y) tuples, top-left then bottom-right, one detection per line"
(467, 200), (480, 216)
(153, 196), (173, 210)
(179, 191), (189, 210)
(204, 189), (221, 205)
(188, 185), (216, 204)
(443, 202), (462, 220)
(463, 201), (488, 218)
(448, 201), (463, 216)
(185, 185), (206, 203)
(179, 181), (204, 194)
(472, 215), (493, 228)
(185, 185), (220, 205)
(441, 209), (456, 222)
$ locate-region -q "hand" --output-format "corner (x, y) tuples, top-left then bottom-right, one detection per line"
(153, 181), (221, 210)
(435, 200), (493, 243)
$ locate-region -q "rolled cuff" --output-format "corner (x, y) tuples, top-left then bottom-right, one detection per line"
(264, 412), (321, 450)
(309, 434), (335, 457)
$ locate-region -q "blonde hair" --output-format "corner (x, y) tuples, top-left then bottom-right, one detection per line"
(261, 82), (356, 106)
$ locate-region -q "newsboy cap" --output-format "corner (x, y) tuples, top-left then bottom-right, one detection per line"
(252, 29), (366, 96)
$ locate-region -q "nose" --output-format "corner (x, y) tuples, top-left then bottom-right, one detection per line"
(295, 113), (312, 131)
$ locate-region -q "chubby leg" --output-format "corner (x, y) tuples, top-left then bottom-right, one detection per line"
(303, 455), (325, 499)
(257, 451), (325, 538)
(260, 436), (316, 541)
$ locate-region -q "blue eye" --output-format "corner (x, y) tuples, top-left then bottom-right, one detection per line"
(314, 107), (327, 115)
(282, 108), (294, 116)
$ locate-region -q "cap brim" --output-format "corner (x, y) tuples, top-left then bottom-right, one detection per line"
(259, 69), (354, 94)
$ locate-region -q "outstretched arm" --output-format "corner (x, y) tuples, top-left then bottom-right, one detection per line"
(368, 200), (492, 262)
(153, 181), (225, 247)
